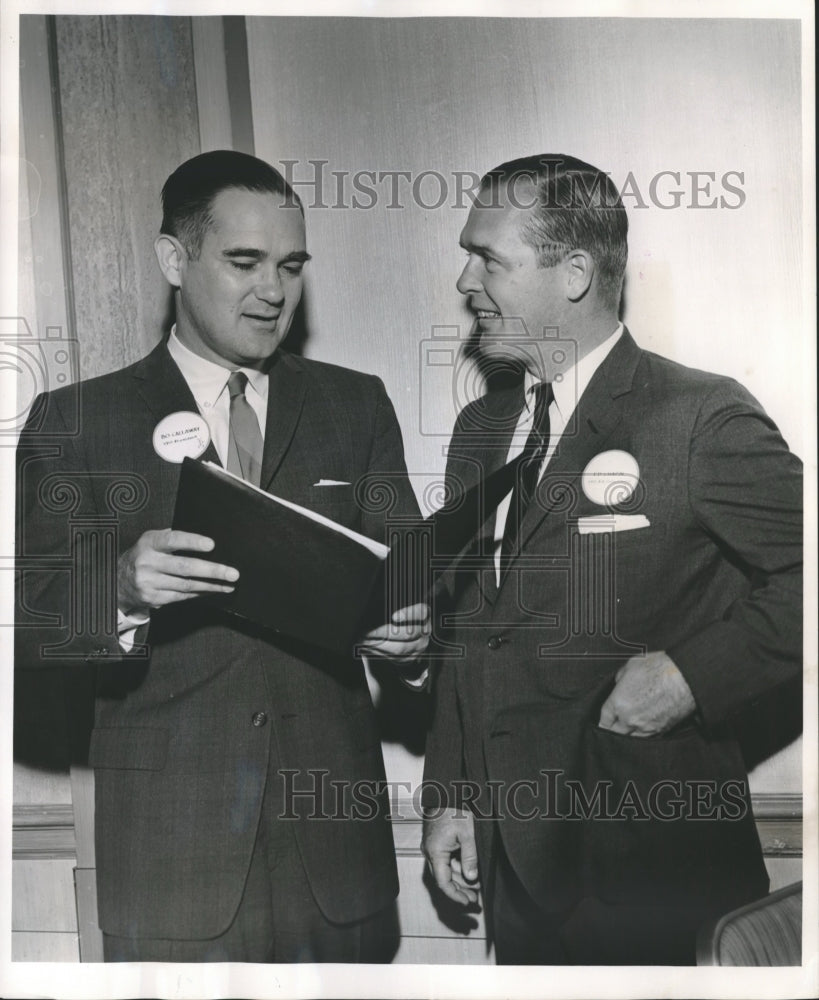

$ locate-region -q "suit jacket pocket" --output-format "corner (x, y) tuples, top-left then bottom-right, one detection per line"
(89, 726), (169, 771)
(289, 487), (359, 529)
(582, 724), (765, 908)
(293, 483), (356, 503)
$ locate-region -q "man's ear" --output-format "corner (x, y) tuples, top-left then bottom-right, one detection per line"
(154, 234), (186, 288)
(564, 249), (594, 302)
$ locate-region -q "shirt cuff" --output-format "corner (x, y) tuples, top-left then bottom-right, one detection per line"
(360, 653), (429, 691)
(400, 667), (429, 691)
(117, 607), (150, 653)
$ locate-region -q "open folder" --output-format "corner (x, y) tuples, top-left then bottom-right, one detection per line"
(172, 456), (521, 654)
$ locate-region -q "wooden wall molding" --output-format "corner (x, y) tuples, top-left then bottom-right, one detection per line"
(14, 794), (801, 861)
(12, 803), (75, 860)
(751, 792), (803, 858)
(393, 793), (803, 858)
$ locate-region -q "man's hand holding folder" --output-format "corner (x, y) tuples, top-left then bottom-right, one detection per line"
(118, 528), (240, 616)
(358, 603), (431, 663)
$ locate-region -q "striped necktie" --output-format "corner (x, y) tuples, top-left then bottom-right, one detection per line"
(501, 381), (554, 566)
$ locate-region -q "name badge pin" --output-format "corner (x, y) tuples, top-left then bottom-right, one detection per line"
(152, 411), (210, 463)
(581, 449), (641, 507)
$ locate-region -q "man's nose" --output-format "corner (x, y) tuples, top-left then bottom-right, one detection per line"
(456, 256), (482, 296)
(255, 267), (285, 305)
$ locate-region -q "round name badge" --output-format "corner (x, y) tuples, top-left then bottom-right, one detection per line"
(152, 411), (211, 463)
(581, 449), (640, 507)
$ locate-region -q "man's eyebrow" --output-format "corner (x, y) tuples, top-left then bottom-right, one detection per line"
(460, 240), (502, 260)
(223, 247), (266, 259)
(221, 248), (312, 263)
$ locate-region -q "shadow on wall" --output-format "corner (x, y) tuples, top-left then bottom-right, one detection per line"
(14, 664), (96, 770)
(283, 296), (311, 357)
(423, 863), (484, 938)
(369, 658), (433, 759)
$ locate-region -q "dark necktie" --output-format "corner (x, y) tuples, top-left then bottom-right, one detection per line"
(226, 370), (263, 486)
(501, 381), (554, 565)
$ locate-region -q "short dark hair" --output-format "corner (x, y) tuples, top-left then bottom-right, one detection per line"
(160, 150), (302, 257)
(481, 154), (627, 307)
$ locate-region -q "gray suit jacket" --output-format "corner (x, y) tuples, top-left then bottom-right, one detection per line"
(424, 330), (802, 916)
(16, 340), (418, 938)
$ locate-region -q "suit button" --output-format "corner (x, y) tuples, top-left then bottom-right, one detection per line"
(93, 646), (109, 656)
(487, 635), (503, 650)
(251, 712), (268, 727)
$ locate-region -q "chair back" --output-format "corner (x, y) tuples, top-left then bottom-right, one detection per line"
(697, 881), (802, 966)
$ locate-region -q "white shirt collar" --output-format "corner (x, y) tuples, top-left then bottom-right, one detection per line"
(524, 323), (624, 416)
(167, 326), (267, 408)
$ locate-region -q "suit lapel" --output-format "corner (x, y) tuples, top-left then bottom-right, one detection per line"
(505, 329), (643, 568)
(451, 382), (523, 483)
(259, 351), (307, 491)
(131, 340), (221, 467)
(449, 382), (523, 606)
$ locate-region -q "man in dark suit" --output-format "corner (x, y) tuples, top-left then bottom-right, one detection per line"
(16, 150), (428, 962)
(421, 154), (802, 964)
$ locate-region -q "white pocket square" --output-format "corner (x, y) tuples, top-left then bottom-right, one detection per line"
(577, 514), (650, 534)
(313, 479), (352, 486)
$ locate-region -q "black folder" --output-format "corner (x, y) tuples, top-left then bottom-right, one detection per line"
(172, 456), (522, 654)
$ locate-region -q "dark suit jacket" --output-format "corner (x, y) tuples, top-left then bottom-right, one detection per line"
(16, 340), (418, 939)
(423, 330), (802, 917)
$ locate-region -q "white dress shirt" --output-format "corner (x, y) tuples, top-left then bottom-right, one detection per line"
(166, 328), (268, 464)
(118, 329), (268, 647)
(492, 324), (623, 583)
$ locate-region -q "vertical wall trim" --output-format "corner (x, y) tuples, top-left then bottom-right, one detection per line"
(223, 17), (255, 155)
(190, 16), (254, 156)
(18, 15), (72, 354)
(44, 15), (77, 347)
(191, 17), (231, 152)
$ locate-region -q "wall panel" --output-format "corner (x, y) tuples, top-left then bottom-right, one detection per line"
(11, 931), (79, 962)
(53, 15), (201, 375)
